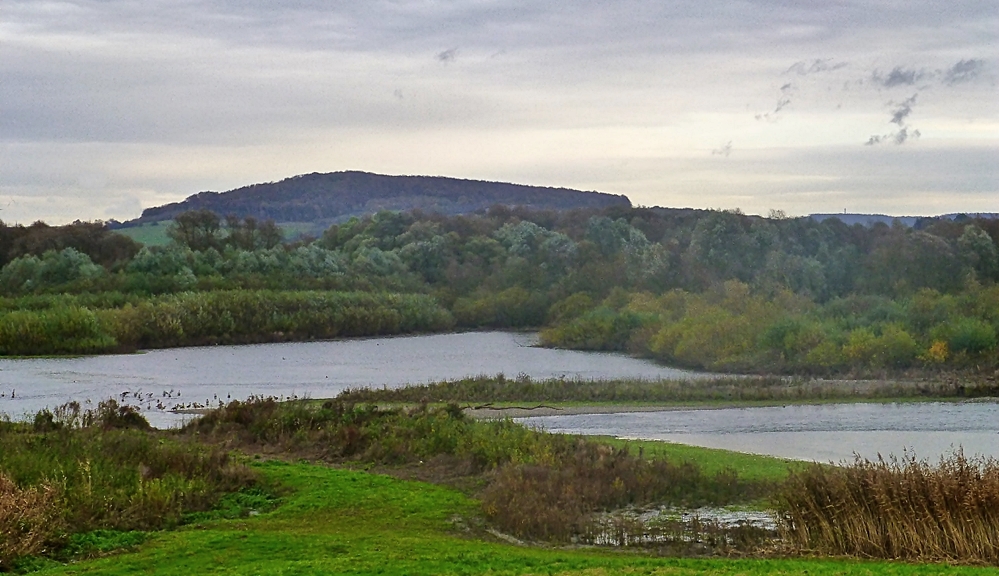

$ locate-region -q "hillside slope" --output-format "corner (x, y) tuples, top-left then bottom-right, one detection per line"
(122, 171), (631, 226)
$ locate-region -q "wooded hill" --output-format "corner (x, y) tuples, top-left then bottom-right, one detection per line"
(119, 171), (631, 227)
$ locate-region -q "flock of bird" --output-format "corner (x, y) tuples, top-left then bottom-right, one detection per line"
(1, 386), (302, 414)
(113, 389), (301, 412)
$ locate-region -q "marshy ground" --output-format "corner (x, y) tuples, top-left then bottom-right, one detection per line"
(4, 391), (999, 574)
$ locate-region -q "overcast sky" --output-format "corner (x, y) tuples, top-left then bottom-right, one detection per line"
(2, 1), (997, 224)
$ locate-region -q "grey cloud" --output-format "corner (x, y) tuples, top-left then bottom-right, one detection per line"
(863, 127), (922, 146)
(895, 127), (920, 145)
(870, 59), (987, 90)
(944, 58), (985, 85)
(711, 141), (733, 156)
(756, 84), (793, 121)
(785, 59), (848, 76)
(436, 48), (458, 63)
(865, 94), (921, 145)
(872, 66), (927, 88)
(890, 94), (918, 125)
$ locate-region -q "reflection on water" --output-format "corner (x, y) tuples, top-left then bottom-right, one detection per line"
(0, 332), (707, 427)
(519, 402), (999, 462)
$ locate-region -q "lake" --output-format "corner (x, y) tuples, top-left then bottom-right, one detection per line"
(0, 331), (705, 427)
(6, 332), (996, 463)
(519, 401), (999, 462)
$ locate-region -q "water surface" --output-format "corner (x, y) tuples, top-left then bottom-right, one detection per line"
(519, 402), (999, 462)
(0, 331), (705, 427)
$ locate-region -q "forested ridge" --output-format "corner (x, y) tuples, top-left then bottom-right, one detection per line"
(121, 171), (631, 227)
(2, 204), (999, 375)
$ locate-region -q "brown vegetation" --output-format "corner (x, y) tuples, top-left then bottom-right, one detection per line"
(776, 450), (999, 564)
(0, 474), (63, 571)
(480, 442), (767, 542)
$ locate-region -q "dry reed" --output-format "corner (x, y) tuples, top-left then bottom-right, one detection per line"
(776, 450), (999, 564)
(0, 473), (63, 570)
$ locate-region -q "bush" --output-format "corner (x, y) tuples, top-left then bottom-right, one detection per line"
(452, 287), (548, 328)
(939, 317), (997, 356)
(539, 307), (648, 351)
(873, 324), (920, 368)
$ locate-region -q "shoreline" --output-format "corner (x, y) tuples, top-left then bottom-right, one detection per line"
(464, 395), (999, 420)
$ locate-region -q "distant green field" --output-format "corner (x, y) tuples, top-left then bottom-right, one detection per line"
(114, 221), (172, 246)
(32, 460), (996, 576)
(277, 221), (323, 240)
(114, 221), (322, 246)
(590, 435), (808, 483)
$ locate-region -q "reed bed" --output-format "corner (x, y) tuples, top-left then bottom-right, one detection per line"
(0, 473), (62, 570)
(776, 451), (999, 564)
(337, 374), (994, 406)
(0, 289), (453, 356)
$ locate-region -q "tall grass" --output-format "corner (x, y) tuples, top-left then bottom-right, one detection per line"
(0, 289), (453, 355)
(0, 474), (62, 571)
(337, 374), (999, 406)
(0, 401), (256, 569)
(776, 451), (999, 564)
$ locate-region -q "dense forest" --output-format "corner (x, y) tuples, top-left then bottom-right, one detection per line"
(122, 171), (631, 227)
(2, 205), (999, 375)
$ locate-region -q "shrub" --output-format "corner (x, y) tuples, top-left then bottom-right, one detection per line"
(872, 324), (919, 368)
(945, 317), (997, 356)
(0, 404), (256, 540)
(921, 340), (950, 364)
(453, 287), (548, 328)
(539, 307), (648, 351)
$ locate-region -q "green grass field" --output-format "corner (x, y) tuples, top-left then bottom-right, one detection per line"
(588, 436), (807, 483)
(114, 222), (172, 246)
(28, 454), (999, 575)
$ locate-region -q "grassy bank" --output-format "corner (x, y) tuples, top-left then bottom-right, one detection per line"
(184, 399), (775, 543)
(589, 436), (807, 483)
(27, 461), (999, 575)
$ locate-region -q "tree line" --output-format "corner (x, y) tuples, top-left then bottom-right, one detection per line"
(1, 206), (998, 372)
